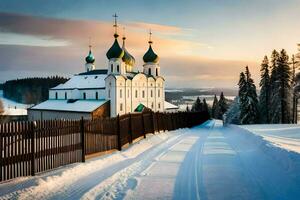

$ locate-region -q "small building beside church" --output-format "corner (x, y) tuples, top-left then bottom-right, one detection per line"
(28, 16), (178, 121)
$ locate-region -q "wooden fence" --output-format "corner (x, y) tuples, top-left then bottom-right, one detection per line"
(0, 111), (209, 182)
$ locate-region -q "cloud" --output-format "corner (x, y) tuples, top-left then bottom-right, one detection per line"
(0, 12), (260, 88)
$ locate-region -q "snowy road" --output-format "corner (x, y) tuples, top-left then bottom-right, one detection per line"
(1, 120), (300, 200)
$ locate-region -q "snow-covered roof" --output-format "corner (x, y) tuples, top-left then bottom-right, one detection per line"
(51, 74), (106, 90)
(30, 99), (108, 113)
(164, 101), (179, 110)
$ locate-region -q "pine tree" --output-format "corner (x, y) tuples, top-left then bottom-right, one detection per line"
(211, 95), (218, 118)
(277, 49), (292, 123)
(202, 98), (209, 113)
(224, 96), (240, 124)
(216, 92), (228, 119)
(186, 105), (190, 112)
(269, 50), (281, 123)
(239, 66), (259, 124)
(192, 97), (202, 112)
(259, 56), (271, 123)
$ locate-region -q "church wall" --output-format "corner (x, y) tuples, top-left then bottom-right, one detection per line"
(155, 78), (165, 112)
(125, 80), (132, 113)
(131, 74), (148, 112)
(49, 89), (105, 100)
(105, 75), (116, 117)
(115, 77), (126, 116)
(147, 78), (156, 110)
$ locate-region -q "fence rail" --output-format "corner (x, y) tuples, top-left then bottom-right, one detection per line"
(0, 111), (209, 182)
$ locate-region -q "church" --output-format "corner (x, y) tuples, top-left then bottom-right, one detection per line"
(28, 15), (178, 120)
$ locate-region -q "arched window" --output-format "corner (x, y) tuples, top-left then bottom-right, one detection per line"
(148, 68), (151, 75)
(117, 65), (120, 72)
(55, 92), (58, 100)
(83, 92), (86, 100)
(158, 89), (160, 97)
(95, 92), (98, 100)
(108, 89), (111, 98)
(135, 90), (138, 98)
(120, 89), (122, 98)
(151, 90), (153, 97)
(158, 103), (161, 109)
(156, 68), (158, 76)
(111, 64), (113, 73)
(142, 90), (145, 98)
(65, 92), (67, 100)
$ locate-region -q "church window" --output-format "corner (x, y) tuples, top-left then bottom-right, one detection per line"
(120, 89), (122, 98)
(55, 92), (58, 100)
(142, 90), (145, 98)
(65, 92), (67, 100)
(158, 89), (160, 97)
(111, 64), (113, 72)
(151, 90), (153, 97)
(158, 103), (161, 109)
(156, 68), (158, 76)
(83, 92), (86, 100)
(135, 90), (138, 98)
(148, 68), (151, 75)
(151, 102), (154, 109)
(120, 103), (123, 111)
(117, 65), (119, 72)
(108, 90), (111, 98)
(96, 92), (98, 100)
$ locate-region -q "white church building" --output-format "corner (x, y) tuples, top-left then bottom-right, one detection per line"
(28, 16), (178, 120)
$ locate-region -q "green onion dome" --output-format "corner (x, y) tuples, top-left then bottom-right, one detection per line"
(143, 44), (159, 63)
(85, 50), (95, 64)
(106, 38), (124, 59)
(122, 37), (135, 66)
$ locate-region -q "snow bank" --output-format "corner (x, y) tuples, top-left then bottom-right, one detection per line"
(0, 129), (187, 200)
(240, 124), (300, 154)
(230, 125), (300, 173)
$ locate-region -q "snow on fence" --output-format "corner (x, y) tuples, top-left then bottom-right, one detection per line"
(0, 111), (209, 182)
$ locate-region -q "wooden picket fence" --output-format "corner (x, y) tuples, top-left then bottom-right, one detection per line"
(0, 111), (209, 182)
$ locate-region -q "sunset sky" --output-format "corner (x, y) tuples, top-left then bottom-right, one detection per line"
(0, 0), (299, 88)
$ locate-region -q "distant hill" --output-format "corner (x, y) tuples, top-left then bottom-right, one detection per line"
(2, 76), (68, 104)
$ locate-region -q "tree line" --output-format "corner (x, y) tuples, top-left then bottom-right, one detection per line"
(226, 48), (300, 124)
(2, 76), (68, 104)
(187, 92), (229, 120)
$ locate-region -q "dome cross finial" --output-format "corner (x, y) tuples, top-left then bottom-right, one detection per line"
(113, 13), (119, 38)
(88, 37), (92, 51)
(149, 29), (153, 44)
(122, 27), (126, 41)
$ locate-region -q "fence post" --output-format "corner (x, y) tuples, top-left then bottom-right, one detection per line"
(151, 112), (155, 134)
(141, 113), (146, 138)
(129, 114), (133, 144)
(80, 117), (85, 163)
(30, 121), (36, 176)
(117, 115), (122, 151)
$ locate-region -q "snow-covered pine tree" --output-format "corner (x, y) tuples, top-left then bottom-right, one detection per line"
(224, 96), (240, 124)
(269, 50), (281, 123)
(211, 95), (218, 118)
(216, 92), (227, 119)
(259, 56), (271, 123)
(239, 66), (259, 124)
(277, 49), (292, 123)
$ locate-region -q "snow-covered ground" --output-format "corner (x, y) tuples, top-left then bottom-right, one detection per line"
(1, 121), (300, 200)
(240, 124), (300, 154)
(0, 90), (30, 116)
